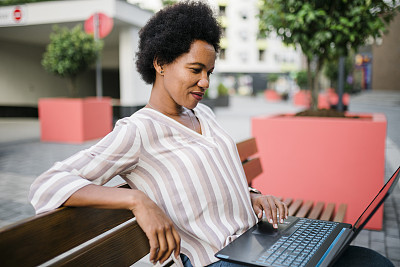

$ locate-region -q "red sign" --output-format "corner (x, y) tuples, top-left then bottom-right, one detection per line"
(84, 13), (113, 39)
(13, 6), (22, 22)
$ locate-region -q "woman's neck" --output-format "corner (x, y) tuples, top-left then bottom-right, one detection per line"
(147, 84), (187, 116)
(147, 101), (184, 117)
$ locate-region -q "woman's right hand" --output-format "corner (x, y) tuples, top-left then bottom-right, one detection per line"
(63, 185), (181, 265)
(130, 190), (181, 264)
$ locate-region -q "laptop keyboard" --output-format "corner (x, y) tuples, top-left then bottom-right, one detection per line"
(255, 218), (338, 267)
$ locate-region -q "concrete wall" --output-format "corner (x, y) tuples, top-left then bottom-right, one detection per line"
(0, 40), (96, 106)
(372, 14), (400, 91)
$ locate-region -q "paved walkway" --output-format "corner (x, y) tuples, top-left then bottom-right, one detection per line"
(0, 91), (399, 266)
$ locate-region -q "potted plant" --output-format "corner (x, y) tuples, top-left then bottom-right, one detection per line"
(215, 82), (230, 107)
(39, 24), (112, 143)
(293, 70), (311, 106)
(199, 87), (216, 110)
(255, 0), (399, 230)
(264, 73), (281, 101)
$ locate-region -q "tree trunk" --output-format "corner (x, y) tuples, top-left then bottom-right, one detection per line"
(337, 56), (345, 111)
(306, 58), (318, 110)
(68, 76), (78, 98)
(310, 59), (322, 111)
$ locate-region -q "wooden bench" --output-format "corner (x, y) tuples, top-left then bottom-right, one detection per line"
(0, 137), (347, 266)
(237, 137), (347, 222)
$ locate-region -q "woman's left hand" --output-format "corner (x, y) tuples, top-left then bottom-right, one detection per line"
(250, 193), (288, 229)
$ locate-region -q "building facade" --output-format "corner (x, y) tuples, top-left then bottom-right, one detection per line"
(1, 0), (397, 114)
(0, 0), (153, 109)
(211, 0), (304, 96)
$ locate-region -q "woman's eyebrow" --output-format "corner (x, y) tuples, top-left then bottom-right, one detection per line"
(187, 62), (214, 71)
(187, 62), (206, 67)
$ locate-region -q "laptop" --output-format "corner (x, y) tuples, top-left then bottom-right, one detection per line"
(216, 166), (400, 267)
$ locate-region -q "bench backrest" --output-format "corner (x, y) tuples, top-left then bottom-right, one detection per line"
(236, 137), (262, 185)
(0, 204), (149, 266)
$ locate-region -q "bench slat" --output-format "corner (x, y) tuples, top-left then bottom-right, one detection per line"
(0, 207), (133, 266)
(308, 202), (325, 220)
(320, 203), (335, 221)
(237, 138), (258, 162)
(333, 204), (348, 223)
(242, 157), (262, 184)
(288, 199), (303, 216)
(295, 200), (314, 218)
(283, 198), (293, 207)
(50, 218), (150, 267)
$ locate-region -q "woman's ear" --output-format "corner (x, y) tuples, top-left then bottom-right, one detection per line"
(153, 58), (164, 75)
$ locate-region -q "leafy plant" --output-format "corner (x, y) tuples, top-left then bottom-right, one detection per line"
(295, 70), (309, 90)
(41, 24), (103, 97)
(217, 83), (229, 96)
(267, 73), (279, 90)
(0, 0), (51, 6)
(258, 0), (399, 110)
(161, 0), (177, 7)
(268, 73), (279, 83)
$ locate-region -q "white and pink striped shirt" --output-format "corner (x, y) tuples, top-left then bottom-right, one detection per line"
(29, 103), (258, 266)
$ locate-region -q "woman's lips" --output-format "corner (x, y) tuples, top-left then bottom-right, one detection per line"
(191, 92), (204, 101)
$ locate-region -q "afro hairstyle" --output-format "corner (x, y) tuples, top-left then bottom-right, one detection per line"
(136, 1), (222, 84)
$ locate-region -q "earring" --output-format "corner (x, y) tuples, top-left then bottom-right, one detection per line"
(160, 70), (164, 74)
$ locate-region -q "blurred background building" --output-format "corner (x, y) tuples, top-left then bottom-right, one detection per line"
(208, 0), (303, 97)
(0, 0), (153, 116)
(0, 0), (399, 118)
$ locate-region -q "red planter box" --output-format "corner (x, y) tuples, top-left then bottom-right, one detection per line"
(293, 90), (311, 107)
(293, 89), (350, 108)
(265, 89), (282, 102)
(39, 97), (113, 143)
(252, 113), (386, 230)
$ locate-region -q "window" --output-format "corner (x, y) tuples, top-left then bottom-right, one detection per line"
(221, 27), (226, 38)
(219, 49), (226, 60)
(219, 5), (226, 16)
(259, 50), (265, 61)
(240, 10), (248, 20)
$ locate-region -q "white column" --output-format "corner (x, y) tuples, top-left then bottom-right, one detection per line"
(119, 26), (151, 106)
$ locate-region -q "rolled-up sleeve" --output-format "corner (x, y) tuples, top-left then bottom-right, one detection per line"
(29, 118), (141, 214)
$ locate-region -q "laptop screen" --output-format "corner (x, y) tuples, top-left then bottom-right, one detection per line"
(352, 166), (400, 237)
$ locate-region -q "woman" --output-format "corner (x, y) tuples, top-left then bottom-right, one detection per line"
(29, 2), (287, 266)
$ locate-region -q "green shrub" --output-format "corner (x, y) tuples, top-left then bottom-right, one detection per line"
(217, 83), (229, 96)
(295, 71), (308, 90)
(268, 73), (279, 83)
(0, 0), (53, 6)
(42, 24), (103, 97)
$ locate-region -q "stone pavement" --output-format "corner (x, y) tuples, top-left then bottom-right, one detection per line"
(0, 91), (399, 266)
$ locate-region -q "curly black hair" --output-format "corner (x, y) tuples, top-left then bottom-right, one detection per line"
(136, 1), (222, 84)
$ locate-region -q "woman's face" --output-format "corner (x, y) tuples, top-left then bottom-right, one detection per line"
(159, 40), (216, 110)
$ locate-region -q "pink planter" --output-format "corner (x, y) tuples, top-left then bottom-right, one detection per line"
(293, 90), (310, 106)
(252, 113), (387, 230)
(293, 89), (350, 108)
(264, 89), (282, 102)
(39, 97), (113, 143)
(317, 94), (330, 109)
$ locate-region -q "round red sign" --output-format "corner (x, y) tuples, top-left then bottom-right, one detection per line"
(84, 13), (113, 39)
(13, 7), (22, 22)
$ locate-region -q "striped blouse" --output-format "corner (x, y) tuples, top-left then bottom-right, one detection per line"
(29, 103), (258, 266)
